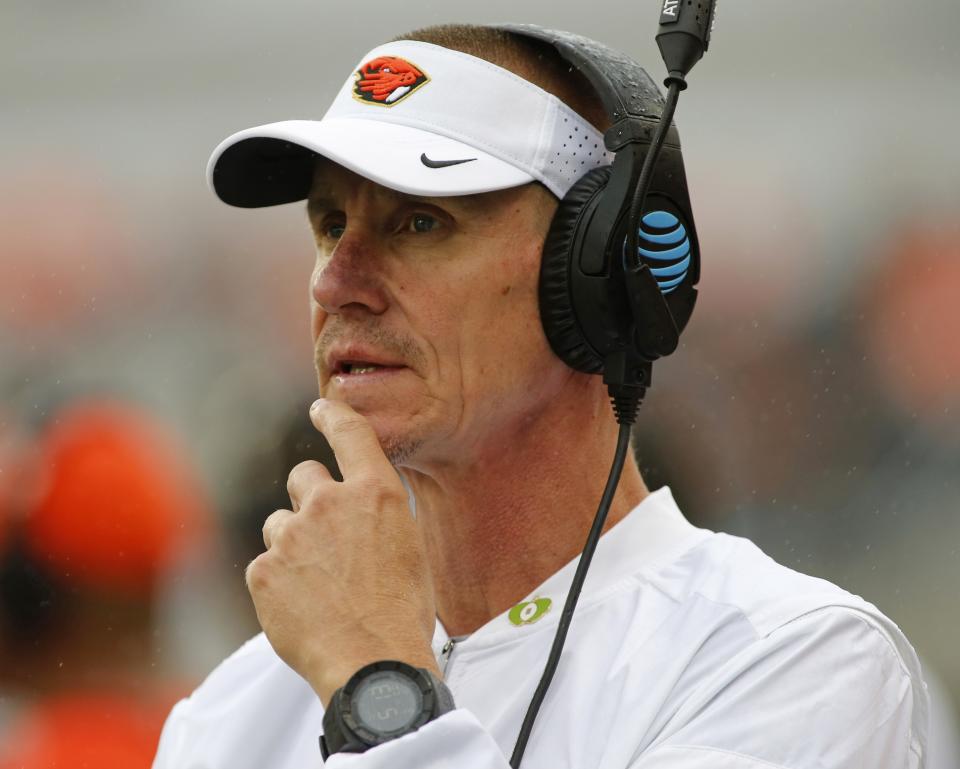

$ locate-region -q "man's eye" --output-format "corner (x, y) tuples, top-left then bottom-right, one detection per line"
(407, 213), (441, 234)
(325, 222), (345, 239)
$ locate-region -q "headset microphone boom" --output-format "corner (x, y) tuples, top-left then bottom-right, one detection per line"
(502, 4), (718, 766)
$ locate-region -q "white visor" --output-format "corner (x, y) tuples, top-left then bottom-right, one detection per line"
(207, 40), (613, 207)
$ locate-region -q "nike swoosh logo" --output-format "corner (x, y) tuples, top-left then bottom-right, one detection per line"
(420, 153), (477, 168)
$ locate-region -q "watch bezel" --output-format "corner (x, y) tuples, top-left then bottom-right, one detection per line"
(339, 660), (438, 746)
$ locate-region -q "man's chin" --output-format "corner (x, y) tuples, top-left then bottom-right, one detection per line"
(377, 431), (423, 467)
(381, 440), (421, 467)
(314, 385), (426, 466)
(354, 412), (422, 467)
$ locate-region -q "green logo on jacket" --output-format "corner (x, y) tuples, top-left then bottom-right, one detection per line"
(508, 597), (552, 626)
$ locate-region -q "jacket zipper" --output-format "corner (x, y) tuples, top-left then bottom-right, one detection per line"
(439, 638), (457, 677)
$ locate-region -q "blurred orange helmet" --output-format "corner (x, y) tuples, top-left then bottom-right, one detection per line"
(20, 399), (212, 596)
(865, 220), (960, 424)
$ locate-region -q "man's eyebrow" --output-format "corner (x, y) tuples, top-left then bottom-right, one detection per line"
(306, 196), (337, 219)
(403, 193), (484, 212)
(420, 193), (487, 212)
(307, 191), (485, 217)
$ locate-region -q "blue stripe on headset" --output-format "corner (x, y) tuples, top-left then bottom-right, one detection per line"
(639, 223), (687, 245)
(656, 273), (686, 291)
(642, 211), (678, 229)
(649, 254), (691, 278)
(637, 241), (690, 261)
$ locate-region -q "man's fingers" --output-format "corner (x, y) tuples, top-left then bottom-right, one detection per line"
(262, 508), (294, 549)
(309, 399), (393, 480)
(287, 459), (333, 512)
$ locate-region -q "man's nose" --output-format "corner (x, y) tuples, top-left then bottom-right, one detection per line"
(311, 232), (389, 317)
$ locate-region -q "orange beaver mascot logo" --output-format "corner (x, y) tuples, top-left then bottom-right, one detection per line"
(353, 56), (429, 106)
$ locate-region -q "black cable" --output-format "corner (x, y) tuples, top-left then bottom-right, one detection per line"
(626, 80), (683, 272)
(509, 415), (637, 767)
(510, 79), (683, 769)
(508, 6), (716, 762)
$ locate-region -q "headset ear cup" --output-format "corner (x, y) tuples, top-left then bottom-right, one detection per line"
(539, 166), (613, 374)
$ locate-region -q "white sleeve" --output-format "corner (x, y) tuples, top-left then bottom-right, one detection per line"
(152, 698), (192, 769)
(627, 607), (927, 769)
(324, 708), (511, 768)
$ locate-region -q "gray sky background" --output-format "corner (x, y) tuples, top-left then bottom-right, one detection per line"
(4, 0), (959, 209)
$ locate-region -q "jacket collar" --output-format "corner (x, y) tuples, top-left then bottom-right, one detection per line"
(432, 485), (706, 652)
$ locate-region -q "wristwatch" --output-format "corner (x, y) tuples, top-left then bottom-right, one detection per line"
(319, 659), (455, 759)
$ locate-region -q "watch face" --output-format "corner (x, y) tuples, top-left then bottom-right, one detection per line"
(351, 670), (424, 734)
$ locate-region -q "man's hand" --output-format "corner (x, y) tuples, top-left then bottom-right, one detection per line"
(245, 398), (440, 709)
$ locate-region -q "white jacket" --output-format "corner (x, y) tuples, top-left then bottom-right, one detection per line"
(153, 486), (928, 768)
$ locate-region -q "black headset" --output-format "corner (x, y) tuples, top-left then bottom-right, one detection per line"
(496, 24), (700, 394)
(488, 21), (714, 767)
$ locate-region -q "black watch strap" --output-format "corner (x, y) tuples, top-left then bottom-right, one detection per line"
(319, 660), (455, 760)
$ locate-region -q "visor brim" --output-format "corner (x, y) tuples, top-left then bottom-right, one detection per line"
(207, 118), (537, 208)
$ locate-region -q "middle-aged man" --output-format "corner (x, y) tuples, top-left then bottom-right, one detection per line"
(154, 23), (929, 769)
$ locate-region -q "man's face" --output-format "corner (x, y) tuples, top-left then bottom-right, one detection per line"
(307, 160), (567, 468)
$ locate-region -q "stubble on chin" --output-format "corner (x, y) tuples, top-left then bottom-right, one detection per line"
(379, 432), (423, 467)
(311, 377), (425, 466)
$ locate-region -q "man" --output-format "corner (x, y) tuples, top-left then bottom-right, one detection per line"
(154, 24), (928, 768)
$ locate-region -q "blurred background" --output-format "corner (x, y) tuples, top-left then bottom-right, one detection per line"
(1, 0), (958, 765)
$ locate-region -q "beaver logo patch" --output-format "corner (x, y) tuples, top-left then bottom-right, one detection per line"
(353, 56), (429, 106)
